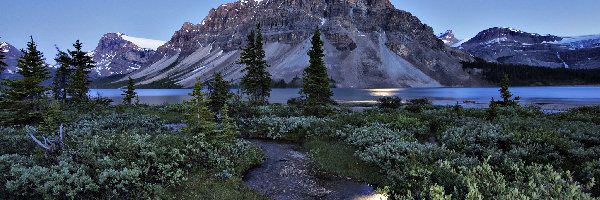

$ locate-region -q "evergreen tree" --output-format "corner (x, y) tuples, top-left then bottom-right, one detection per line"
(121, 77), (138, 105)
(499, 74), (512, 104)
(183, 78), (215, 136)
(2, 37), (50, 101)
(254, 24), (272, 104)
(487, 98), (498, 122)
(68, 40), (95, 102)
(52, 49), (72, 101)
(0, 37), (50, 125)
(208, 72), (231, 113)
(498, 73), (520, 106)
(239, 24), (272, 105)
(220, 104), (237, 143)
(300, 27), (333, 106)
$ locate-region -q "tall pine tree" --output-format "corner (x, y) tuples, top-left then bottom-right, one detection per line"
(0, 37), (50, 125)
(239, 24), (272, 105)
(122, 77), (138, 105)
(52, 49), (72, 101)
(208, 72), (231, 113)
(68, 40), (95, 102)
(2, 37), (50, 101)
(300, 27), (333, 106)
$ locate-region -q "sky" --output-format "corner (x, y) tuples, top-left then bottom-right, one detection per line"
(2, 0), (600, 59)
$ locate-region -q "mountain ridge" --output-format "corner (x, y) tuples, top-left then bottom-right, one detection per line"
(102, 0), (476, 88)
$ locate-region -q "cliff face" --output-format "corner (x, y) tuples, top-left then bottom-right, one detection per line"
(123, 0), (476, 88)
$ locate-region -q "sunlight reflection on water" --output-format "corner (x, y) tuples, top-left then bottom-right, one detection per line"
(90, 86), (600, 108)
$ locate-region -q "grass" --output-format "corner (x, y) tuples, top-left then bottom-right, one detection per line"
(166, 171), (267, 200)
(304, 138), (386, 185)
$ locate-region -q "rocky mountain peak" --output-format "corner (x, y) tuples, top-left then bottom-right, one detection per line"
(438, 30), (460, 46)
(91, 33), (160, 76)
(114, 0), (477, 88)
(0, 42), (22, 72)
(463, 27), (561, 47)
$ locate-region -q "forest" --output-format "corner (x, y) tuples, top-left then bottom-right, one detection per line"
(462, 58), (600, 86)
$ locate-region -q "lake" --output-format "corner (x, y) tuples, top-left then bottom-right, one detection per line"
(90, 86), (600, 110)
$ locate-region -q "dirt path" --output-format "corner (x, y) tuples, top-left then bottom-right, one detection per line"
(244, 139), (378, 200)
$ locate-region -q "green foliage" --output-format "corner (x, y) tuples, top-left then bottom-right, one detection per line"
(0, 104), (264, 199)
(239, 24), (272, 105)
(68, 40), (95, 102)
(121, 76), (138, 105)
(208, 73), (232, 113)
(462, 58), (600, 86)
(53, 50), (72, 101)
(300, 27), (334, 109)
(305, 139), (385, 185)
(378, 96), (403, 109)
(183, 78), (215, 136)
(239, 104), (600, 198)
(1, 37), (50, 101)
(487, 98), (498, 122)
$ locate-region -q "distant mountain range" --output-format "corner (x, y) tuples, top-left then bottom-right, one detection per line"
(3, 0), (599, 88)
(438, 27), (600, 69)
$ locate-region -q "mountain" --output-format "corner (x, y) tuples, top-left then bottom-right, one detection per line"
(90, 33), (165, 77)
(459, 27), (600, 69)
(437, 30), (461, 47)
(109, 0), (477, 88)
(0, 42), (24, 75)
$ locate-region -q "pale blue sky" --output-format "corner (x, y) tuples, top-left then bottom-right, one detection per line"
(1, 0), (599, 59)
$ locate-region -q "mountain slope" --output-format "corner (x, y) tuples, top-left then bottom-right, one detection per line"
(460, 27), (600, 69)
(90, 33), (165, 76)
(119, 0), (476, 88)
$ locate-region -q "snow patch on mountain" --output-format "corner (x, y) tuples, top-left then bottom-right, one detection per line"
(116, 33), (166, 50)
(549, 34), (600, 49)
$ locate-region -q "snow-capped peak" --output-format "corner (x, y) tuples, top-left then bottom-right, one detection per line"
(0, 42), (9, 53)
(114, 33), (166, 50)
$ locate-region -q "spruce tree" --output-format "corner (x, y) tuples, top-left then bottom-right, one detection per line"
(239, 24), (272, 105)
(254, 24), (272, 104)
(499, 74), (512, 104)
(300, 27), (333, 106)
(52, 49), (72, 101)
(2, 37), (50, 101)
(68, 40), (95, 102)
(184, 78), (215, 136)
(208, 72), (231, 113)
(487, 98), (498, 122)
(498, 73), (520, 106)
(0, 37), (50, 125)
(219, 104), (237, 144)
(122, 77), (138, 105)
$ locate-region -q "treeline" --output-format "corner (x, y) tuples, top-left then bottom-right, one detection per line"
(462, 58), (600, 86)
